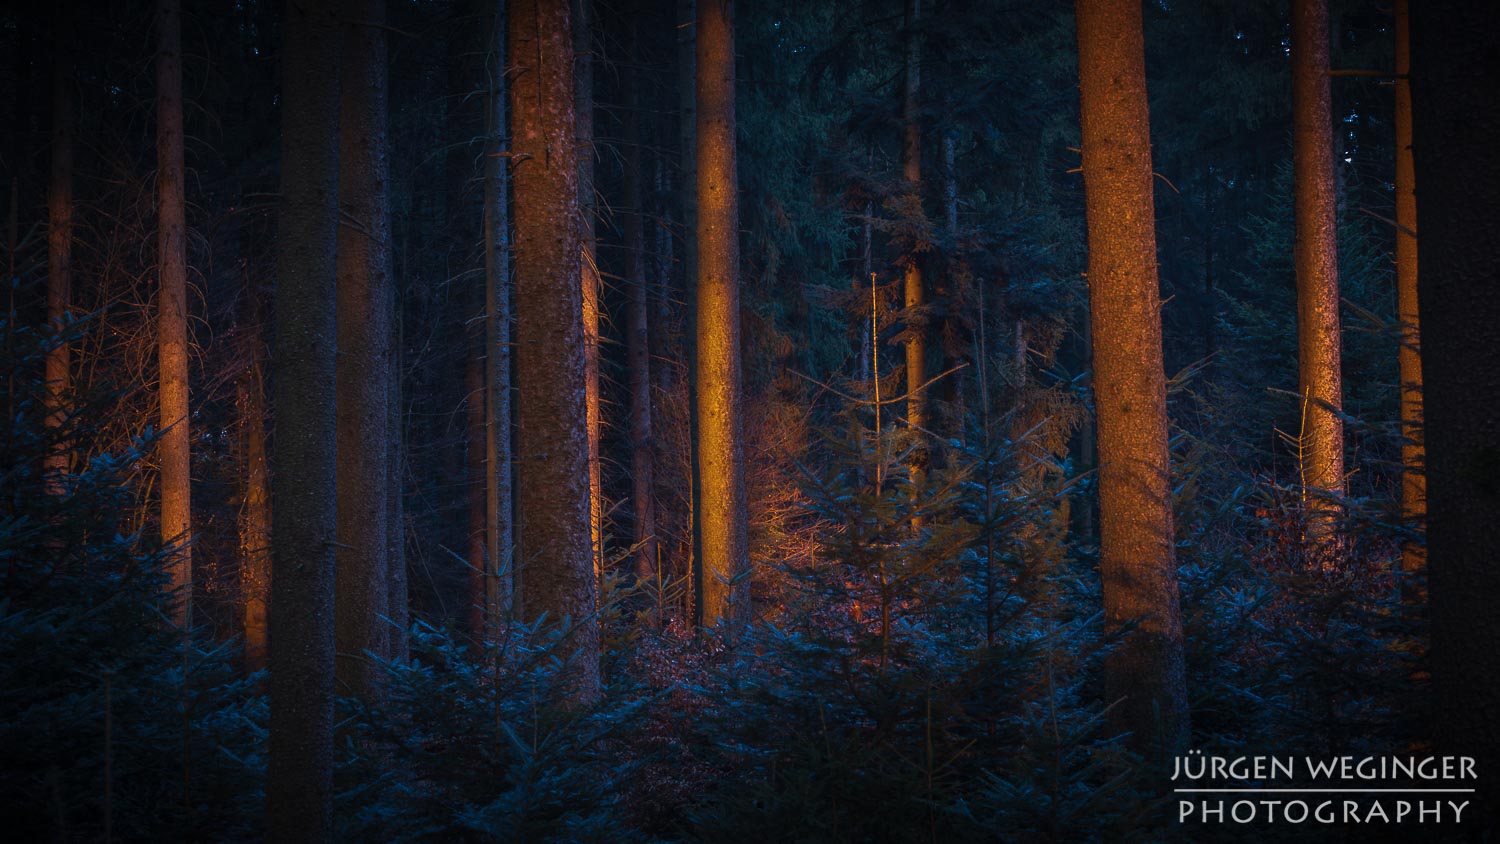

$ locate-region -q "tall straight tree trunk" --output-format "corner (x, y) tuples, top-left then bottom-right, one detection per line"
(483, 0), (514, 628)
(45, 2), (72, 482)
(900, 0), (927, 487)
(625, 15), (657, 583)
(1410, 0), (1500, 822)
(678, 0), (701, 621)
(1074, 0), (1188, 759)
(1291, 0), (1345, 547)
(695, 0), (749, 631)
(467, 347), (487, 636)
(510, 0), (600, 701)
(1394, 0), (1423, 582)
(334, 0), (392, 699)
(573, 0), (604, 580)
(940, 129), (965, 443)
(387, 303), (408, 661)
(267, 0), (340, 836)
(157, 0), (193, 627)
(241, 339), (271, 674)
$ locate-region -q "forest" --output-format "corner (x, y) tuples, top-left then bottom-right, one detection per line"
(2, 0), (1498, 839)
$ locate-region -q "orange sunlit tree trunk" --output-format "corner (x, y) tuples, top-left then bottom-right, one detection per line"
(1410, 0), (1500, 818)
(157, 0), (193, 628)
(240, 316), (271, 674)
(510, 0), (601, 700)
(1394, 0), (1423, 583)
(695, 0), (749, 631)
(1074, 0), (1188, 759)
(1291, 0), (1345, 551)
(267, 0), (340, 836)
(900, 0), (928, 499)
(574, 0), (605, 579)
(334, 0), (394, 700)
(45, 3), (72, 484)
(625, 14), (658, 583)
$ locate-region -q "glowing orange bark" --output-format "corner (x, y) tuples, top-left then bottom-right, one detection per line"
(1394, 0), (1423, 579)
(575, 0), (605, 579)
(45, 5), (72, 484)
(157, 0), (193, 627)
(901, 0), (927, 492)
(1075, 0), (1187, 757)
(695, 0), (750, 630)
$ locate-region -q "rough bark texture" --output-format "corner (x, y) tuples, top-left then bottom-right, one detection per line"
(1291, 0), (1345, 540)
(695, 0), (749, 631)
(901, 0), (927, 487)
(334, 0), (393, 699)
(157, 0), (193, 628)
(1410, 0), (1500, 823)
(241, 351), (271, 674)
(267, 0), (340, 836)
(45, 3), (72, 483)
(1393, 0), (1424, 580)
(1074, 0), (1188, 759)
(625, 18), (657, 583)
(679, 0), (701, 623)
(467, 348), (488, 635)
(484, 0), (514, 628)
(510, 0), (600, 701)
(574, 0), (604, 580)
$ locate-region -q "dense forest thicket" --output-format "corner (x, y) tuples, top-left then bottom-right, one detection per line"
(2, 0), (1497, 840)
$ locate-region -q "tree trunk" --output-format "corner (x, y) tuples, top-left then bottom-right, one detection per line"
(1291, 0), (1345, 548)
(679, 0), (702, 623)
(387, 304), (408, 661)
(901, 0), (927, 492)
(574, 0), (604, 582)
(334, 0), (393, 699)
(266, 0), (340, 836)
(484, 0), (514, 629)
(467, 346), (488, 637)
(1074, 0), (1188, 760)
(157, 0), (193, 628)
(1410, 0), (1500, 822)
(1394, 0), (1424, 583)
(241, 341), (271, 674)
(695, 0), (749, 631)
(625, 15), (657, 583)
(45, 3), (72, 485)
(510, 0), (600, 701)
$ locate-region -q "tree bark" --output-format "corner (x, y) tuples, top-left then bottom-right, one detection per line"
(467, 346), (488, 637)
(679, 0), (702, 622)
(510, 0), (600, 701)
(266, 0), (340, 835)
(44, 2), (72, 485)
(484, 0), (514, 629)
(1394, 0), (1424, 582)
(574, 0), (605, 582)
(901, 0), (927, 491)
(625, 14), (657, 583)
(157, 0), (193, 628)
(1410, 0), (1500, 822)
(241, 337), (271, 674)
(334, 0), (393, 699)
(1291, 0), (1345, 548)
(695, 0), (749, 631)
(1074, 0), (1188, 760)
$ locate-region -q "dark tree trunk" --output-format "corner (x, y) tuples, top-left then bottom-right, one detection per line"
(266, 0), (340, 836)
(1411, 0), (1500, 824)
(483, 0), (514, 630)
(510, 0), (600, 700)
(625, 14), (657, 583)
(44, 2), (72, 483)
(334, 0), (393, 699)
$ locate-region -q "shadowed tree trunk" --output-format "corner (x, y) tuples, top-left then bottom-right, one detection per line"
(679, 0), (702, 622)
(483, 0), (514, 630)
(625, 13), (657, 583)
(157, 0), (193, 627)
(44, 3), (72, 485)
(241, 327), (271, 674)
(574, 0), (604, 580)
(510, 0), (600, 700)
(1410, 0), (1500, 823)
(387, 301), (408, 662)
(695, 0), (749, 631)
(1394, 0), (1424, 583)
(1074, 0), (1188, 760)
(1291, 0), (1345, 549)
(467, 346), (487, 635)
(266, 0), (340, 836)
(334, 0), (393, 699)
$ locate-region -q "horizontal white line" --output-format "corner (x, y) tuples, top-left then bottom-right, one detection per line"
(1174, 789), (1475, 794)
